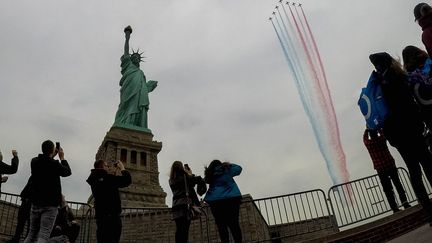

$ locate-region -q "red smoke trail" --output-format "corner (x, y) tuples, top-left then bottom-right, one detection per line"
(293, 5), (332, 117)
(299, 5), (349, 183)
(294, 6), (322, 82)
(299, 5), (332, 110)
(287, 4), (321, 96)
(294, 4), (332, 125)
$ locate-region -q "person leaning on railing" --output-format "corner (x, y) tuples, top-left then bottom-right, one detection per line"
(0, 149), (19, 193)
(50, 194), (80, 243)
(363, 129), (411, 213)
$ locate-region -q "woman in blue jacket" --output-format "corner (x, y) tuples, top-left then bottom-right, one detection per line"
(204, 160), (242, 243)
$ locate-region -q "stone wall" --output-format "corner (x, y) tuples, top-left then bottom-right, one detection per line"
(116, 194), (271, 242)
(95, 127), (167, 208)
(268, 215), (339, 242)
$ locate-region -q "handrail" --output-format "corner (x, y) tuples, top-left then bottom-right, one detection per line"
(0, 167), (430, 242)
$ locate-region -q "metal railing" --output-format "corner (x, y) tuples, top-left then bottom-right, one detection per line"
(249, 189), (336, 239)
(0, 192), (92, 242)
(0, 167), (430, 242)
(327, 167), (432, 228)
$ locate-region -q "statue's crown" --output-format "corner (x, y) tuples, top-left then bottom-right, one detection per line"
(131, 48), (145, 62)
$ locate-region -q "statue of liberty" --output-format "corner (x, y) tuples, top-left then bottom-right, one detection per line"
(113, 26), (157, 133)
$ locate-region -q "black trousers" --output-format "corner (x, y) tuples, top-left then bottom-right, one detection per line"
(174, 216), (191, 243)
(96, 215), (122, 243)
(209, 197), (242, 243)
(396, 137), (432, 209)
(10, 198), (31, 242)
(377, 167), (408, 211)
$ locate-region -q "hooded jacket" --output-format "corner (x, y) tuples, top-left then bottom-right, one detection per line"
(86, 169), (132, 218)
(204, 163), (242, 202)
(30, 154), (71, 207)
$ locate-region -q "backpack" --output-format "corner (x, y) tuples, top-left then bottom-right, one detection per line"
(407, 58), (432, 86)
(407, 58), (432, 106)
(358, 72), (389, 130)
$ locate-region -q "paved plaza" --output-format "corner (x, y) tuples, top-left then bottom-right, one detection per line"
(389, 224), (432, 243)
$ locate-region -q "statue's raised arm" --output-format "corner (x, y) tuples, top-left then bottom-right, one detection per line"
(124, 26), (132, 57)
(113, 25), (157, 133)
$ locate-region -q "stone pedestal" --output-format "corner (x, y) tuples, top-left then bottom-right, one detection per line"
(95, 126), (167, 207)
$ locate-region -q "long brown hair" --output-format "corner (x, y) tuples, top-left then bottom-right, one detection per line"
(389, 58), (407, 76)
(169, 161), (184, 183)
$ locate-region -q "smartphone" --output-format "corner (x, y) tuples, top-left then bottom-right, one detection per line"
(1, 176), (8, 183)
(184, 164), (190, 170)
(56, 142), (61, 150)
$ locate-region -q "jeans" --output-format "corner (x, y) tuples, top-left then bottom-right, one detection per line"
(23, 205), (58, 243)
(209, 197), (242, 243)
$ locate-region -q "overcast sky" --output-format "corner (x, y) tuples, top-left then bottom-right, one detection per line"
(0, 0), (424, 204)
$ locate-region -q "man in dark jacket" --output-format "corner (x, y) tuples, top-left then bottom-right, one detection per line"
(0, 149), (19, 192)
(415, 3), (432, 56)
(86, 160), (132, 243)
(23, 140), (71, 243)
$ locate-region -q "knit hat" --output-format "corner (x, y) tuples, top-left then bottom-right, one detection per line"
(402, 45), (428, 72)
(369, 52), (393, 73)
(414, 3), (431, 21)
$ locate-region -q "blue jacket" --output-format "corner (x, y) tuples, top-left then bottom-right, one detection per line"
(204, 163), (242, 202)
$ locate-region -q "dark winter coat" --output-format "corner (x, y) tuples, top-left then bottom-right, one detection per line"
(86, 169), (132, 219)
(379, 70), (424, 147)
(20, 176), (32, 199)
(30, 154), (71, 207)
(0, 155), (19, 192)
(169, 172), (204, 219)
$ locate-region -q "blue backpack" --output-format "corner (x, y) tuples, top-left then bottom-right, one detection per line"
(407, 58), (432, 86)
(407, 58), (432, 106)
(358, 72), (389, 130)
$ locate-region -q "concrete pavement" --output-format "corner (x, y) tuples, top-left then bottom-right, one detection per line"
(389, 224), (432, 243)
